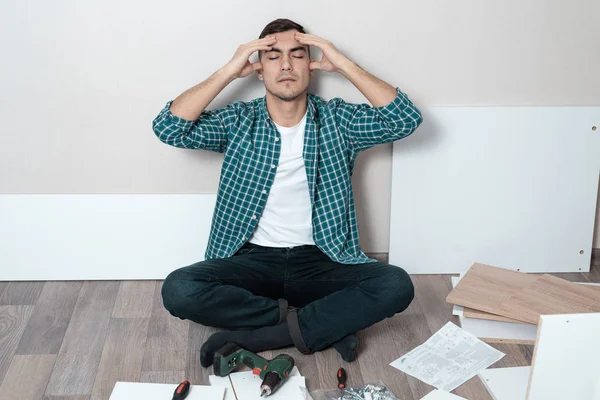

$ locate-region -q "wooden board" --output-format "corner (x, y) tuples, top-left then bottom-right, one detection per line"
(499, 274), (600, 325)
(526, 313), (600, 399)
(449, 272), (526, 324)
(462, 307), (526, 324)
(461, 282), (600, 324)
(446, 264), (538, 316)
(450, 277), (537, 345)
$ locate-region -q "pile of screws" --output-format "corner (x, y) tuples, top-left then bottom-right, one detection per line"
(335, 383), (399, 400)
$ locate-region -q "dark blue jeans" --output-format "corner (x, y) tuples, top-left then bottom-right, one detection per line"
(161, 242), (414, 352)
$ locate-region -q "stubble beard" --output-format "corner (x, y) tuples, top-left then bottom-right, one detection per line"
(266, 83), (307, 102)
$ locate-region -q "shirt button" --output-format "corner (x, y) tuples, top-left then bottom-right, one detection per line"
(275, 137), (280, 142)
(262, 190), (267, 194)
(251, 215), (256, 219)
(271, 164), (276, 169)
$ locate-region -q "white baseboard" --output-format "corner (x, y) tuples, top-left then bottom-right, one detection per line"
(0, 194), (215, 280)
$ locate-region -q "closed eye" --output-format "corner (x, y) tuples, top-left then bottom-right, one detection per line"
(269, 56), (304, 60)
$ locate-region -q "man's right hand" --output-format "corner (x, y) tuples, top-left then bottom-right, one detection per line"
(223, 36), (277, 79)
(167, 36), (277, 121)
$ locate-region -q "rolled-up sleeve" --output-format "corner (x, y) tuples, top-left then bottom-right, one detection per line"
(332, 87), (423, 153)
(152, 101), (241, 153)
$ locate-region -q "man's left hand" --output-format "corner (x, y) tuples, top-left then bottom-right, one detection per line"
(294, 33), (352, 73)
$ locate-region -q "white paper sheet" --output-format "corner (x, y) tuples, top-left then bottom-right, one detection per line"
(390, 322), (505, 392)
(420, 389), (466, 399)
(109, 382), (225, 400)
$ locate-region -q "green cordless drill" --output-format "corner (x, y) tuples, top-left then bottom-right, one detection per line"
(213, 343), (295, 397)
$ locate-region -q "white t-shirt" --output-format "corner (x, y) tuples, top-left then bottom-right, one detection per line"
(248, 111), (315, 247)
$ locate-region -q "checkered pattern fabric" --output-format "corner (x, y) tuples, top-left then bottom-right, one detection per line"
(152, 87), (422, 264)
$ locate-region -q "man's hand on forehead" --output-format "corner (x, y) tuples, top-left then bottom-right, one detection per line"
(293, 33), (352, 73)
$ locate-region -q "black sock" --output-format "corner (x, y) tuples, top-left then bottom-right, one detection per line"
(332, 334), (359, 362)
(200, 322), (293, 367)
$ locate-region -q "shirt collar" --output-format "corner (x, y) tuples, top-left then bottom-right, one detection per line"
(260, 93), (317, 126)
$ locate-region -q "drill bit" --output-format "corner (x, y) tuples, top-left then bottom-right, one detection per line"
(260, 386), (271, 397)
(259, 371), (281, 396)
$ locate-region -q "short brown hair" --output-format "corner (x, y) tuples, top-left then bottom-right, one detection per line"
(258, 18), (309, 59)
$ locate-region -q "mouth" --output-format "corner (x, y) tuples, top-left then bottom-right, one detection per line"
(279, 78), (295, 82)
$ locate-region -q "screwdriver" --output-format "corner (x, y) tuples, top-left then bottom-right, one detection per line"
(172, 380), (190, 400)
(337, 367), (347, 399)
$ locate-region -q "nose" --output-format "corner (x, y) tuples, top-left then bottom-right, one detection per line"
(281, 56), (292, 71)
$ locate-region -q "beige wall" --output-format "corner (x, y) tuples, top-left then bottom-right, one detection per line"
(1, 0), (599, 251)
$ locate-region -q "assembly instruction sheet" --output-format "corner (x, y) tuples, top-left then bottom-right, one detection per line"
(390, 322), (505, 392)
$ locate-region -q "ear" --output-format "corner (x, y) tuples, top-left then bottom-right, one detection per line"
(252, 61), (263, 79)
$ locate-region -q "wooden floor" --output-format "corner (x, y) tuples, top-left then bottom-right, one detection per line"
(1, 259), (599, 400)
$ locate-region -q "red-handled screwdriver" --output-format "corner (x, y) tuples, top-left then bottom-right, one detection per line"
(337, 367), (347, 399)
(172, 380), (190, 400)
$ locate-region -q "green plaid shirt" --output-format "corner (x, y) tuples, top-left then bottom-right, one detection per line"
(152, 87), (422, 264)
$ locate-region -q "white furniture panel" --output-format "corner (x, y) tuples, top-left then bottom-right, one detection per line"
(390, 107), (600, 273)
(527, 313), (600, 399)
(478, 366), (530, 400)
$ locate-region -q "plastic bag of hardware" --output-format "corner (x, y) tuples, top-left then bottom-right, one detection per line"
(309, 381), (400, 400)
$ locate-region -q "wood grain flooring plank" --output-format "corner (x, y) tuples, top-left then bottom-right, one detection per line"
(361, 284), (437, 400)
(90, 317), (150, 400)
(0, 282), (7, 300)
(315, 346), (364, 392)
(16, 281), (82, 355)
(413, 275), (455, 333)
(45, 281), (120, 397)
(139, 370), (186, 383)
(488, 342), (534, 368)
(142, 281), (189, 372)
(413, 275), (493, 399)
(549, 272), (590, 282)
(0, 305), (34, 384)
(0, 355), (56, 400)
(499, 274), (600, 324)
(586, 259), (600, 282)
(0, 281), (45, 305)
(358, 316), (427, 399)
(112, 281), (156, 319)
(18, 270), (564, 397)
(186, 320), (219, 385)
